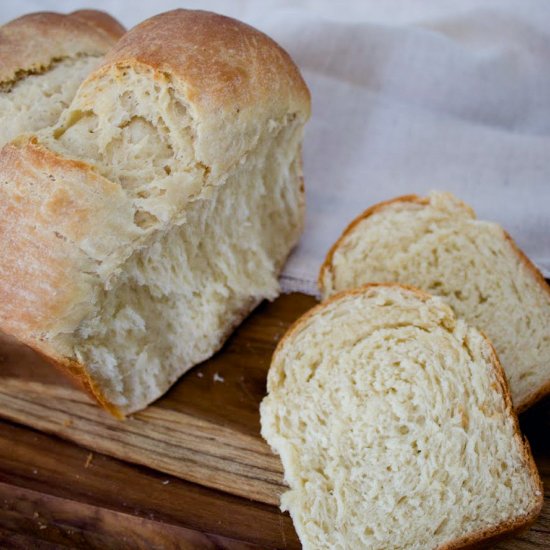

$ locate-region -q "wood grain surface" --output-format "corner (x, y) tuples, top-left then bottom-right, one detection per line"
(0, 292), (548, 548)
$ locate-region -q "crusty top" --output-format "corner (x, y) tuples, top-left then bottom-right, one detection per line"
(69, 10), (126, 40)
(0, 10), (125, 86)
(89, 9), (310, 116)
(67, 9), (311, 188)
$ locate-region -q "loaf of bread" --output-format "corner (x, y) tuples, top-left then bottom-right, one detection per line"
(319, 192), (550, 411)
(0, 10), (310, 416)
(0, 10), (125, 146)
(261, 284), (543, 550)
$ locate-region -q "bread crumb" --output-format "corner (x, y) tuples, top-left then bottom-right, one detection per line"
(32, 469), (38, 475)
(213, 372), (225, 383)
(84, 453), (93, 468)
(162, 480), (170, 485)
(197, 372), (204, 378)
(63, 418), (73, 427)
(39, 524), (47, 530)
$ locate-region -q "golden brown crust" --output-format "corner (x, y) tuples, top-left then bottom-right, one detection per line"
(440, 505), (541, 549)
(270, 283), (543, 548)
(69, 10), (126, 41)
(0, 10), (125, 85)
(0, 137), (138, 341)
(0, 136), (136, 418)
(92, 9), (310, 115)
(502, 231), (550, 304)
(28, 345), (124, 419)
(518, 380), (550, 413)
(58, 356), (124, 419)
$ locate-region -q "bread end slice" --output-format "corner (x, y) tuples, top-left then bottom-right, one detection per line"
(261, 284), (543, 550)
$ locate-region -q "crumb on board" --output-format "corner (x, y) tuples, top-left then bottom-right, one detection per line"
(63, 418), (73, 428)
(162, 480), (170, 485)
(197, 372), (204, 378)
(32, 469), (38, 475)
(213, 372), (225, 383)
(84, 453), (93, 469)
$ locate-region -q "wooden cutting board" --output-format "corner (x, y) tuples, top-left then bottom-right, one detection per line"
(0, 292), (548, 548)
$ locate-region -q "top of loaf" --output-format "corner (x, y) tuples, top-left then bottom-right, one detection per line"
(0, 10), (125, 86)
(44, 9), (311, 197)
(77, 9), (310, 120)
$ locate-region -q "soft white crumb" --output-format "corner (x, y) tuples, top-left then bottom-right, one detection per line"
(162, 480), (170, 485)
(213, 372), (225, 383)
(197, 372), (204, 378)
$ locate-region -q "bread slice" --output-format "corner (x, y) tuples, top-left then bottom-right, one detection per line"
(0, 10), (125, 146)
(0, 10), (310, 416)
(319, 192), (550, 411)
(261, 284), (543, 550)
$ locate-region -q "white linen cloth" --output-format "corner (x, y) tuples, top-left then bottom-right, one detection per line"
(4, 1), (550, 295)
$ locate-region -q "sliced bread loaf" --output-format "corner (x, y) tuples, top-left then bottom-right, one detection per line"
(319, 192), (550, 411)
(0, 10), (125, 146)
(0, 10), (310, 416)
(261, 284), (543, 550)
